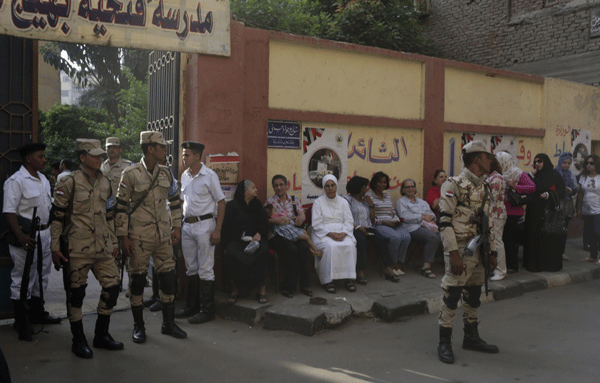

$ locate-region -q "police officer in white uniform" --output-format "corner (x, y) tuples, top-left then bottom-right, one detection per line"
(175, 142), (225, 324)
(4, 143), (61, 341)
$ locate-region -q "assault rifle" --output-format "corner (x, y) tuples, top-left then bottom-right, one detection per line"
(19, 207), (39, 305)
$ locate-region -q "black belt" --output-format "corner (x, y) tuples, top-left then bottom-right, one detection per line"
(38, 224), (49, 231)
(184, 214), (213, 223)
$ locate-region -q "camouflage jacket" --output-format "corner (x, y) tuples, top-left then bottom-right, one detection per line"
(50, 166), (117, 258)
(115, 158), (181, 242)
(438, 168), (496, 253)
(101, 157), (133, 201)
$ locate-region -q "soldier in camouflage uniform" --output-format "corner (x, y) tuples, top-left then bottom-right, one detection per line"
(51, 139), (123, 359)
(101, 137), (133, 201)
(115, 131), (186, 343)
(436, 140), (499, 364)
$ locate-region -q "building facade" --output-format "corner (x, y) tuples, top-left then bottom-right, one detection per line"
(424, 0), (600, 86)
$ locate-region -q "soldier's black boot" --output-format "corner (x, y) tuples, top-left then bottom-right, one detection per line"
(175, 275), (200, 318)
(93, 314), (124, 350)
(462, 322), (499, 353)
(29, 296), (61, 325)
(438, 326), (454, 364)
(70, 320), (93, 359)
(131, 305), (146, 344)
(12, 300), (33, 341)
(189, 280), (215, 324)
(161, 302), (187, 339)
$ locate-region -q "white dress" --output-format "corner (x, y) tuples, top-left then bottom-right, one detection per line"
(311, 194), (357, 284)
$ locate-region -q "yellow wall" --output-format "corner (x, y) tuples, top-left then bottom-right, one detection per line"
(445, 67), (543, 129)
(543, 78), (600, 163)
(269, 40), (424, 120)
(267, 123), (423, 205)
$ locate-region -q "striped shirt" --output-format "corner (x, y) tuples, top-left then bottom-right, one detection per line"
(344, 195), (373, 228)
(366, 189), (398, 225)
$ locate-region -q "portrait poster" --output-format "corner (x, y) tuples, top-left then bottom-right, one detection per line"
(302, 127), (348, 203)
(570, 129), (591, 175)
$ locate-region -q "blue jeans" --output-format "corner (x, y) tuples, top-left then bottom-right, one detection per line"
(373, 224), (411, 264)
(582, 214), (600, 259)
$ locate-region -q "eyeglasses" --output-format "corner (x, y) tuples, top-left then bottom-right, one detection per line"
(533, 159), (543, 164)
(587, 162), (595, 165)
(403, 185), (416, 189)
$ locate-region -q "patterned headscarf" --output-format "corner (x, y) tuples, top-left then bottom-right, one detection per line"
(554, 152), (577, 192)
(495, 152), (522, 184)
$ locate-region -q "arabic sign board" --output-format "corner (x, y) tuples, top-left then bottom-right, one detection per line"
(206, 154), (238, 184)
(591, 8), (600, 38)
(0, 0), (231, 56)
(267, 120), (301, 149)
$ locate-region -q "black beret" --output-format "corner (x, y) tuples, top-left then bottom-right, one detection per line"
(181, 141), (205, 152)
(18, 143), (46, 158)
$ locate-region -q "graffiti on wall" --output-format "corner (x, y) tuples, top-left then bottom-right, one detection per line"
(553, 125), (591, 174)
(347, 133), (408, 164)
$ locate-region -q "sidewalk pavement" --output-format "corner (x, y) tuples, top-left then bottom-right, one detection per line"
(33, 238), (600, 336)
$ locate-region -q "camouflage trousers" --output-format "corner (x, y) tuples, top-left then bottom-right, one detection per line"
(438, 243), (484, 328)
(128, 237), (176, 307)
(68, 256), (120, 322)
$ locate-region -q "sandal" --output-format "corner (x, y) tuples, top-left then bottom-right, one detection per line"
(227, 294), (239, 305)
(323, 283), (336, 294)
(356, 276), (368, 285)
(256, 293), (268, 304)
(345, 280), (356, 292)
(300, 287), (313, 297)
(421, 268), (436, 279)
(582, 257), (596, 262)
(281, 290), (294, 298)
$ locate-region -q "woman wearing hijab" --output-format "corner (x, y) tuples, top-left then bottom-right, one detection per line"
(221, 180), (270, 304)
(311, 175), (358, 293)
(523, 154), (566, 272)
(554, 152), (578, 261)
(495, 152), (535, 277)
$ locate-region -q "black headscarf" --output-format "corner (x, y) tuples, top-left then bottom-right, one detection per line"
(532, 153), (565, 199)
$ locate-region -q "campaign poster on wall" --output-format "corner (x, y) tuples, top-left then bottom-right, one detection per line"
(569, 129), (591, 175)
(302, 127), (348, 203)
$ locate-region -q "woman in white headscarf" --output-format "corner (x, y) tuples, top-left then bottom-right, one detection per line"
(311, 175), (358, 293)
(495, 151), (535, 276)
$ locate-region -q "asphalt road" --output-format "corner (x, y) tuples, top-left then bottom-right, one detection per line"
(2, 280), (599, 383)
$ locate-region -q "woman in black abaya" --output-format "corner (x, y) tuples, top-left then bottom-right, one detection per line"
(523, 153), (566, 272)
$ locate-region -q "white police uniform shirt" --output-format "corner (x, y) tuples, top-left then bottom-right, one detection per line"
(3, 166), (52, 300)
(180, 164), (225, 279)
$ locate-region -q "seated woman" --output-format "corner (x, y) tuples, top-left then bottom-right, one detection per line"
(311, 175), (358, 293)
(396, 178), (441, 279)
(366, 172), (410, 278)
(264, 204), (321, 257)
(221, 180), (270, 304)
(424, 170), (447, 217)
(344, 176), (390, 285)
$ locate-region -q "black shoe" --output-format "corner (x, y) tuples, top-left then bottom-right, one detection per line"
(280, 290), (294, 298)
(300, 287), (313, 297)
(70, 321), (93, 359)
(384, 274), (400, 283)
(148, 300), (162, 312)
(29, 296), (62, 324)
(438, 326), (454, 364)
(12, 300), (33, 341)
(143, 296), (158, 308)
(189, 280), (216, 324)
(462, 322), (499, 353)
(93, 315), (124, 350)
(175, 275), (201, 318)
(131, 305), (146, 344)
(161, 302), (187, 339)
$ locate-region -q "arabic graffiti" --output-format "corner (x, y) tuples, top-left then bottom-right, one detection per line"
(7, 0), (214, 41)
(516, 139), (532, 166)
(347, 133), (408, 164)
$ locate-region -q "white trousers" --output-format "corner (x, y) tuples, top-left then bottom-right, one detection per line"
(9, 228), (52, 300)
(181, 220), (216, 280)
(492, 217), (507, 278)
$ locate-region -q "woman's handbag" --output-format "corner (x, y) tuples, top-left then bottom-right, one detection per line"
(559, 199), (575, 218)
(541, 193), (567, 236)
(420, 219), (439, 233)
(507, 188), (531, 206)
